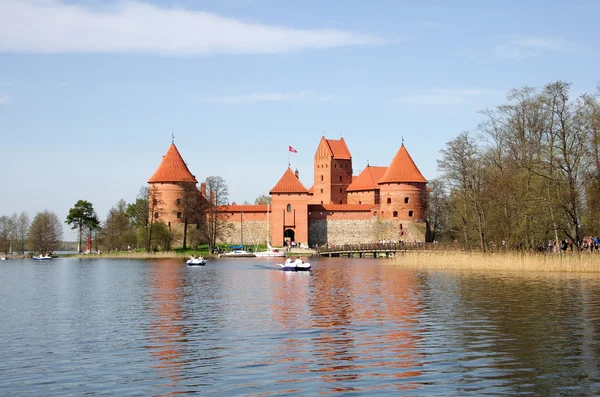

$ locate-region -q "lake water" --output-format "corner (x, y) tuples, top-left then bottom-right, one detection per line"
(1, 257), (600, 396)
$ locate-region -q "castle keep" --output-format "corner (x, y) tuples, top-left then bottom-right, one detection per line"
(149, 137), (428, 247)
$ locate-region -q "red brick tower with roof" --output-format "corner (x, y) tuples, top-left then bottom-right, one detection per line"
(346, 165), (388, 205)
(311, 137), (353, 205)
(270, 167), (309, 246)
(378, 144), (427, 221)
(148, 143), (199, 229)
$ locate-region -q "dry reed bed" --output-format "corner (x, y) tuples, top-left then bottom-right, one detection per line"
(391, 251), (600, 273)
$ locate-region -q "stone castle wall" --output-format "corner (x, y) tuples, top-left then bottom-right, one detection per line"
(217, 219), (269, 245)
(308, 218), (426, 247)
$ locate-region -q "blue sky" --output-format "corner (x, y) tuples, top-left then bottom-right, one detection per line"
(1, 0), (598, 240)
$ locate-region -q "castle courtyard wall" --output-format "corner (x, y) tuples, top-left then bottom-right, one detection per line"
(308, 217), (427, 247)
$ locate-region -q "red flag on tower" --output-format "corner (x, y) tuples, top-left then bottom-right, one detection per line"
(289, 146), (298, 153)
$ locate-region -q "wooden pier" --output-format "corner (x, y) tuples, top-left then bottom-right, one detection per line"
(316, 242), (425, 258)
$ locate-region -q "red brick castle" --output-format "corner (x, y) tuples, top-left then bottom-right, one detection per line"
(149, 137), (428, 247)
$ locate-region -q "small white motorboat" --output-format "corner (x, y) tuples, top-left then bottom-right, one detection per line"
(0, 256), (6, 260)
(33, 254), (52, 261)
(279, 258), (311, 271)
(217, 250), (256, 258)
(186, 257), (206, 266)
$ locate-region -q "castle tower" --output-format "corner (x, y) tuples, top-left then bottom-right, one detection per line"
(346, 165), (387, 205)
(378, 144), (427, 221)
(270, 167), (309, 246)
(148, 143), (198, 228)
(311, 136), (353, 205)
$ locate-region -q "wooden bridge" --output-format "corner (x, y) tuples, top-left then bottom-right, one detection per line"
(316, 242), (425, 258)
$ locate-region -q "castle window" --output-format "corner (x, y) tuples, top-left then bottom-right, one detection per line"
(286, 204), (292, 212)
(339, 188), (342, 193)
(177, 212), (182, 218)
(339, 200), (342, 204)
(339, 176), (342, 181)
(176, 199), (181, 205)
(400, 224), (403, 229)
(359, 201), (362, 204)
(321, 201), (323, 204)
(321, 175), (324, 182)
(405, 197), (409, 204)
(335, 164), (337, 168)
(387, 198), (391, 204)
(154, 212), (159, 219)
(393, 211), (398, 217)
(153, 199), (157, 206)
(409, 210), (414, 217)
(373, 211), (377, 216)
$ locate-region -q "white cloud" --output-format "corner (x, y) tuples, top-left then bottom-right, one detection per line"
(496, 37), (569, 60)
(0, 0), (384, 55)
(0, 93), (9, 104)
(515, 38), (568, 52)
(395, 89), (494, 106)
(201, 91), (330, 104)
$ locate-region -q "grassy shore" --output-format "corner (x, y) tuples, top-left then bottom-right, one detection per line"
(72, 251), (214, 259)
(390, 250), (600, 273)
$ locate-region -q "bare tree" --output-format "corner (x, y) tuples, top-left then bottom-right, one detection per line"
(0, 215), (15, 254)
(438, 131), (487, 250)
(426, 178), (450, 242)
(13, 211), (30, 255)
(175, 183), (205, 249)
(204, 176), (232, 252)
(254, 194), (271, 205)
(101, 199), (135, 251)
(29, 210), (63, 254)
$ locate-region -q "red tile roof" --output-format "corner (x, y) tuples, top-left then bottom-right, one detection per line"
(379, 145), (427, 184)
(308, 185), (314, 194)
(270, 168), (308, 194)
(309, 204), (376, 211)
(326, 137), (351, 160)
(347, 166), (388, 192)
(148, 144), (198, 183)
(215, 205), (269, 213)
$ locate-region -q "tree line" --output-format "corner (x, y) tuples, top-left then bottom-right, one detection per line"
(429, 81), (600, 251)
(0, 175), (236, 255)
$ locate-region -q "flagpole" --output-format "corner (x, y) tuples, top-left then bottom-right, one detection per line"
(288, 148), (290, 168)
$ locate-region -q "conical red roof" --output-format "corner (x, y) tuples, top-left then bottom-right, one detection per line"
(379, 145), (427, 184)
(347, 166), (388, 192)
(270, 168), (308, 194)
(148, 144), (198, 183)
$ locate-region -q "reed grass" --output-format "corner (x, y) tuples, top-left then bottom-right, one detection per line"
(390, 250), (600, 273)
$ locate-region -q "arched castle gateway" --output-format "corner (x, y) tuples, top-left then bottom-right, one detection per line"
(149, 137), (428, 247)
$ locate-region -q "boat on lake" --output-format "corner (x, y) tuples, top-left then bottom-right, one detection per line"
(254, 243), (286, 258)
(218, 250), (256, 258)
(280, 258), (311, 271)
(186, 257), (206, 266)
(33, 254), (52, 261)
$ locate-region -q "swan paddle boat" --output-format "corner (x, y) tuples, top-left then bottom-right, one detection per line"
(187, 256), (206, 266)
(280, 257), (311, 271)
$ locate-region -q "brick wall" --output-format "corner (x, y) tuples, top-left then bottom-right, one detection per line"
(308, 218), (427, 246)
